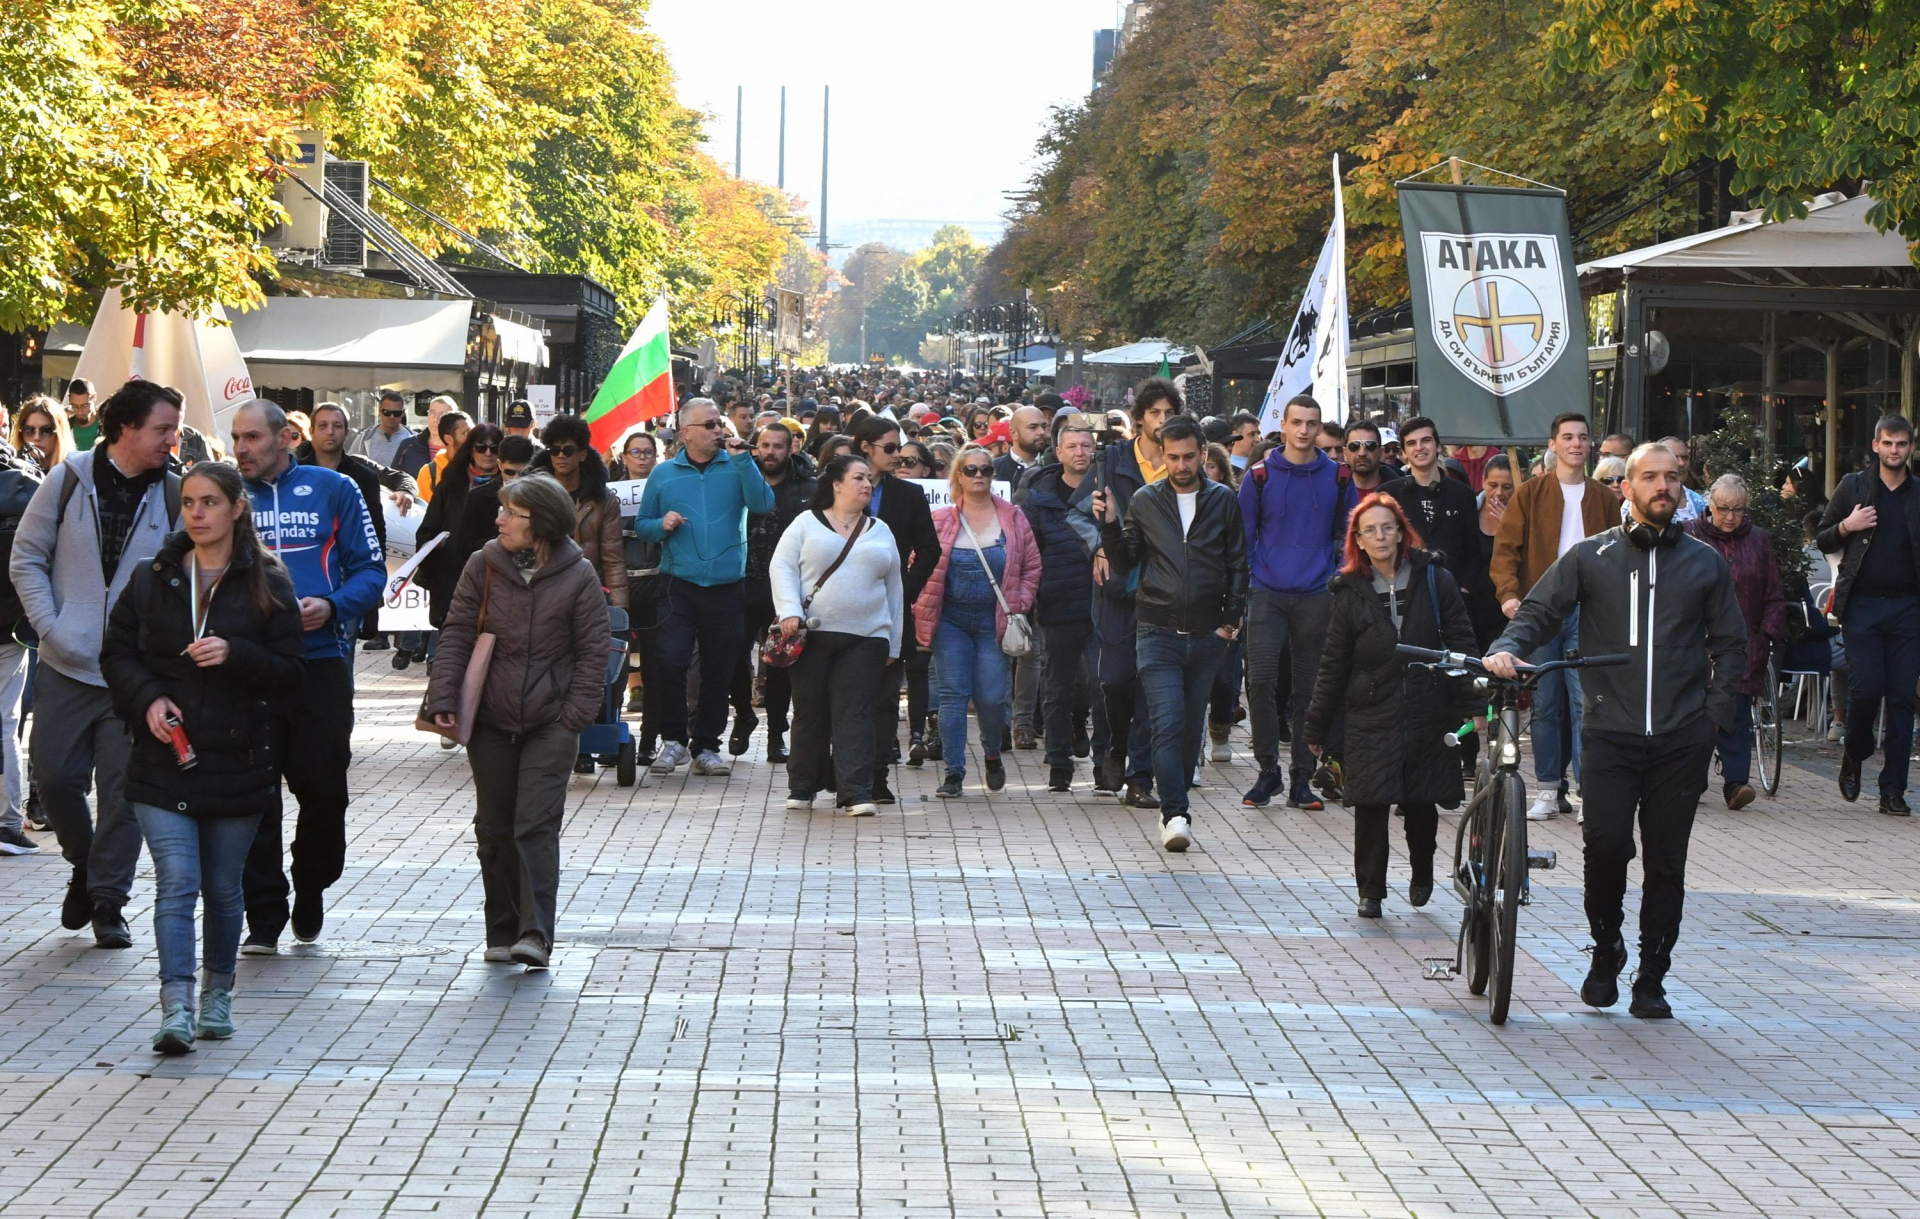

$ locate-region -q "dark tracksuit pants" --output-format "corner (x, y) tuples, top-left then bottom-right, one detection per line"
(1579, 720), (1714, 968)
(245, 657), (354, 937)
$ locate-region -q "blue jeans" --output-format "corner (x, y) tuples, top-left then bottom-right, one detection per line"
(1843, 593), (1920, 796)
(1716, 695), (1754, 787)
(1527, 608), (1582, 789)
(134, 804), (262, 1008)
(1136, 626), (1229, 821)
(933, 606), (1011, 779)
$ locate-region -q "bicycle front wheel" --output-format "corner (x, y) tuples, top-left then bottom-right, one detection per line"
(1488, 771), (1527, 1025)
(1756, 657), (1782, 796)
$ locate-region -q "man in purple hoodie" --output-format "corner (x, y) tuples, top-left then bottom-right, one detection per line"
(1238, 394), (1357, 808)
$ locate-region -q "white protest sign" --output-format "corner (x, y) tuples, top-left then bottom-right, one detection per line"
(378, 517), (447, 632)
(525, 385), (557, 429)
(905, 478), (1012, 508)
(608, 479), (647, 517)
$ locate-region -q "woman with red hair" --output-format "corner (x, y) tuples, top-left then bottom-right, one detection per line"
(1305, 493), (1479, 918)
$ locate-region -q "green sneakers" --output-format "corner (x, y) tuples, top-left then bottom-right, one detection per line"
(196, 989), (235, 1040)
(153, 1002), (195, 1055)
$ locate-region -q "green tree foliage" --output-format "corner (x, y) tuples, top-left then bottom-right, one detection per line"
(1, 0), (805, 347)
(1551, 0), (1920, 248)
(0, 0), (320, 330)
(861, 225), (987, 362)
(1001, 0), (1690, 346)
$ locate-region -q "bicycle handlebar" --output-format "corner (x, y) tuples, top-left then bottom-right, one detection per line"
(1394, 644), (1631, 681)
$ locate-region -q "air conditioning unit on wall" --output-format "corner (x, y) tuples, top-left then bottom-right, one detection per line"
(264, 131), (329, 252)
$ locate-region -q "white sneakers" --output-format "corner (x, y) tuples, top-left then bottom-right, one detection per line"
(1161, 816), (1192, 852)
(651, 743), (734, 776)
(1526, 789), (1560, 821)
(846, 802), (877, 817)
(650, 741), (690, 774)
(785, 796), (814, 811)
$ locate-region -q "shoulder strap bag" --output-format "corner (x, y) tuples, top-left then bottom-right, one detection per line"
(760, 513), (867, 669)
(957, 510), (1033, 658)
(415, 566), (494, 745)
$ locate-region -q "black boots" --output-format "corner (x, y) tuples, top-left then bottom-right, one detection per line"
(1628, 934), (1674, 1019)
(1581, 934), (1628, 1008)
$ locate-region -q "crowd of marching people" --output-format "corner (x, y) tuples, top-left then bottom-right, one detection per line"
(0, 358), (1908, 1046)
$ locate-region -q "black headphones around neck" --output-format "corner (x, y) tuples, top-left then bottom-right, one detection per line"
(1625, 516), (1684, 550)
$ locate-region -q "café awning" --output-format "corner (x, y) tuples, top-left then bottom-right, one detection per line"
(1579, 193), (1915, 290)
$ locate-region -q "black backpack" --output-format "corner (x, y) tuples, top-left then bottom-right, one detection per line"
(0, 462), (46, 627)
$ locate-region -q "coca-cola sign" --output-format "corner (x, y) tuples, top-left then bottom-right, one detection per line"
(223, 376), (252, 401)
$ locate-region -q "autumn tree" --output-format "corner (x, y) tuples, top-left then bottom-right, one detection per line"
(1551, 0), (1920, 251)
(0, 0), (331, 329)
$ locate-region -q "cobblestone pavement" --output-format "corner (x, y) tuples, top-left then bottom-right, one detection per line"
(2, 656), (1919, 1217)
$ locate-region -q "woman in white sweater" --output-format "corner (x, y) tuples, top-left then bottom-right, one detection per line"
(770, 454), (905, 816)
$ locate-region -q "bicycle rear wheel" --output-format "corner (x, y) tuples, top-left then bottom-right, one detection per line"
(1756, 656), (1782, 796)
(1462, 787), (1493, 996)
(1487, 772), (1527, 1024)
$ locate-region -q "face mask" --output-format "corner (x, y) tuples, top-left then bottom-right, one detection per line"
(1230, 454), (1249, 471)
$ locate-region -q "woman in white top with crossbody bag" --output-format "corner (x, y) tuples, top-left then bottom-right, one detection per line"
(770, 454), (904, 816)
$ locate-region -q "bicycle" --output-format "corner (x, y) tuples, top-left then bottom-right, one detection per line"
(1754, 653), (1782, 796)
(1395, 644), (1629, 1025)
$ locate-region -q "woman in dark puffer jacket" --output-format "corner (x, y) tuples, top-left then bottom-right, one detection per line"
(101, 463), (307, 1054)
(1306, 493), (1479, 921)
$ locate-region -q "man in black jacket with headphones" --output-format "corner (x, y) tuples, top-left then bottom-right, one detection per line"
(1487, 442), (1745, 1020)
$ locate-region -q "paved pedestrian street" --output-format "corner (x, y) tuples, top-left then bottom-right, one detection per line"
(2, 657), (1918, 1218)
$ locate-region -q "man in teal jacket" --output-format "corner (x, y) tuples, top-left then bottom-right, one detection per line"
(635, 397), (774, 776)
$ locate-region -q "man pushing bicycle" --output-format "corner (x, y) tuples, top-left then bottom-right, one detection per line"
(1484, 442), (1746, 1019)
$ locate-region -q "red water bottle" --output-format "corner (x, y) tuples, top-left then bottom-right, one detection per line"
(164, 714), (197, 769)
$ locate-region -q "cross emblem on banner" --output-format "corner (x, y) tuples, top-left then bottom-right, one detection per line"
(1454, 281), (1543, 366)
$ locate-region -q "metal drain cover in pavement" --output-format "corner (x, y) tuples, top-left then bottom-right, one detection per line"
(284, 941), (460, 958)
(1747, 903), (1920, 940)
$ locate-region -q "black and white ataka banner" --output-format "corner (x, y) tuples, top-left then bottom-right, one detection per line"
(1261, 155), (1349, 433)
(1397, 180), (1584, 444)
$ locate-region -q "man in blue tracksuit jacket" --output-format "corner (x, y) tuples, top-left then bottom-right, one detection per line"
(1237, 393), (1357, 809)
(635, 397), (774, 775)
(231, 400), (385, 951)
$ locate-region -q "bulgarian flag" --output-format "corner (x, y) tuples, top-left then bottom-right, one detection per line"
(585, 295), (674, 452)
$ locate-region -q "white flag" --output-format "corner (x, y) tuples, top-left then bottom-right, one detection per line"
(1260, 155), (1350, 433)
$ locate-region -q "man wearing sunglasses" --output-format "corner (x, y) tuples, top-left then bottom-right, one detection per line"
(635, 398), (774, 778)
(1342, 420), (1388, 494)
(349, 389), (419, 471)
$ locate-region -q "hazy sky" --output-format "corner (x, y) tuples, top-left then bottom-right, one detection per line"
(647, 0), (1121, 244)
